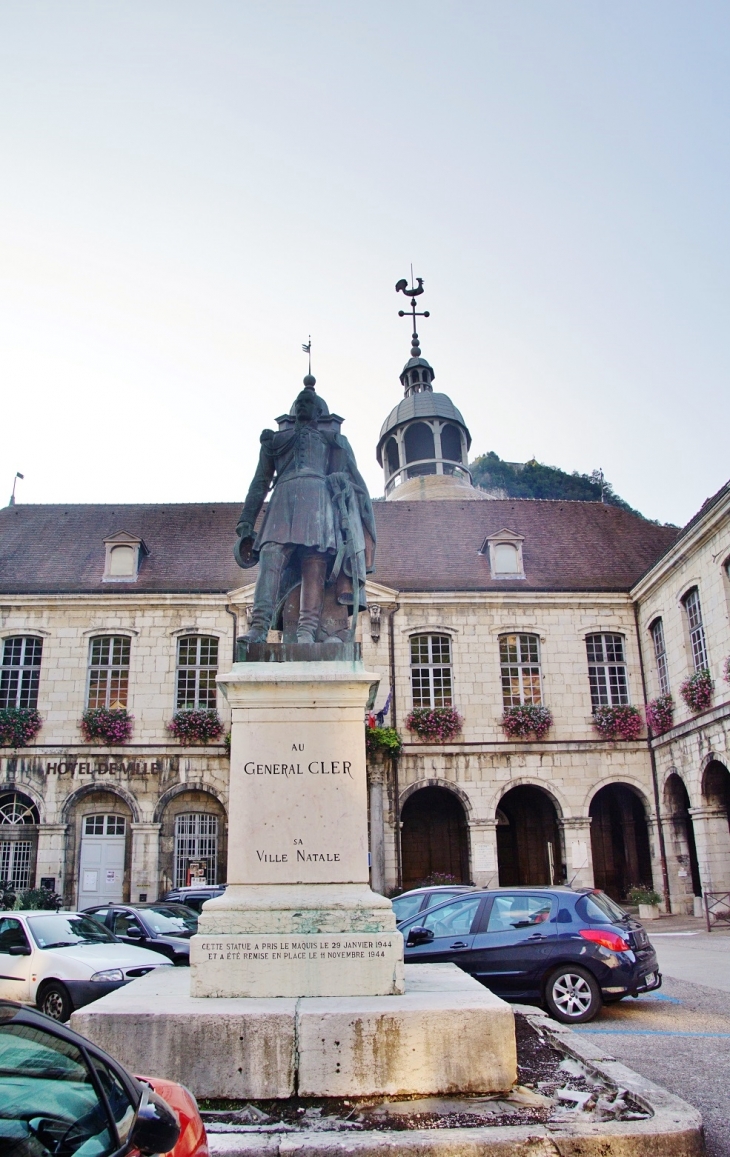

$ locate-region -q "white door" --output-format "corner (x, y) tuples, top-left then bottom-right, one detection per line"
(79, 815), (126, 907)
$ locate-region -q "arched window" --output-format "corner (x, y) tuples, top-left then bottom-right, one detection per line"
(440, 424), (462, 463)
(0, 791), (39, 891)
(494, 543), (520, 574)
(404, 422), (435, 464)
(176, 636), (219, 710)
(500, 634), (542, 706)
(410, 634), (453, 708)
(586, 634), (629, 710)
(650, 618), (670, 695)
(385, 437), (400, 477)
(174, 813), (219, 888)
(682, 588), (708, 672)
(109, 545), (136, 576)
(0, 637), (42, 709)
(87, 636), (130, 709)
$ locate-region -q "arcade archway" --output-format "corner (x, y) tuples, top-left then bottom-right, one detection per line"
(665, 773), (701, 898)
(400, 785), (469, 888)
(496, 785), (563, 886)
(589, 783), (653, 901)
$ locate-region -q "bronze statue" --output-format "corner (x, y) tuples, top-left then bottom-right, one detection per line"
(235, 378), (376, 645)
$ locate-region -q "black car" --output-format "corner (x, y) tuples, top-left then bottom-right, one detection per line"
(83, 903), (198, 965)
(163, 884), (226, 913)
(391, 885), (475, 925)
(0, 1000), (181, 1157)
(398, 886), (661, 1023)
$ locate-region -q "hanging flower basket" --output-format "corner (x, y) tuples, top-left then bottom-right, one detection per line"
(679, 669), (714, 714)
(167, 709), (224, 746)
(501, 704), (553, 740)
(645, 694), (674, 736)
(80, 708), (133, 745)
(365, 725), (402, 759)
(0, 708), (43, 749)
(592, 704), (643, 741)
(405, 707), (463, 743)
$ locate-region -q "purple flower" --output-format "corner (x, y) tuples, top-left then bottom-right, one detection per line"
(0, 708), (43, 748)
(646, 694), (674, 736)
(405, 708), (463, 742)
(80, 708), (133, 745)
(501, 704), (553, 740)
(592, 705), (643, 741)
(167, 710), (224, 746)
(679, 670), (714, 714)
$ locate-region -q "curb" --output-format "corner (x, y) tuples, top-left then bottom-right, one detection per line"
(207, 1009), (704, 1157)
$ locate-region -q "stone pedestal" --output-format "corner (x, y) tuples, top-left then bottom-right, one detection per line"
(190, 660), (404, 998)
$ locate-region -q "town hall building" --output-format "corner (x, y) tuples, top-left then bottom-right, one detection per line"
(1, 333), (729, 916)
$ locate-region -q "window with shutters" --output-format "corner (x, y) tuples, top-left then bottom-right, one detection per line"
(500, 634), (542, 707)
(175, 636), (219, 710)
(586, 634), (629, 710)
(410, 634), (453, 708)
(87, 637), (130, 709)
(0, 637), (42, 709)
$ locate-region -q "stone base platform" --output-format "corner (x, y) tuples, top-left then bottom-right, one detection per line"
(71, 963), (517, 1100)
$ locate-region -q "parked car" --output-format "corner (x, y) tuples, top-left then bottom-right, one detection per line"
(0, 998), (208, 1157)
(391, 884), (475, 925)
(84, 903), (198, 965)
(0, 911), (171, 1022)
(398, 886), (661, 1023)
(163, 884), (227, 913)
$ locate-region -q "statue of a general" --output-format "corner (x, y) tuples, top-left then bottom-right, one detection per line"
(234, 379), (376, 644)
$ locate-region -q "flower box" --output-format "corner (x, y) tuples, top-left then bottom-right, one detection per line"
(80, 708), (133, 745)
(679, 670), (714, 714)
(405, 707), (463, 743)
(0, 708), (42, 749)
(167, 709), (224, 746)
(501, 704), (553, 740)
(645, 694), (674, 736)
(638, 903), (660, 921)
(365, 725), (402, 759)
(592, 704), (642, 741)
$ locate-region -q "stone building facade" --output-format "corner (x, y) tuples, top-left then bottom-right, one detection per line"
(1, 345), (728, 913)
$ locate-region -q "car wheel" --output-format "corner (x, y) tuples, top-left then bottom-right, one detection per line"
(38, 981), (73, 1022)
(545, 965), (602, 1023)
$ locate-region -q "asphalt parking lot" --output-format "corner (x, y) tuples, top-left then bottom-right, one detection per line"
(572, 918), (730, 1157)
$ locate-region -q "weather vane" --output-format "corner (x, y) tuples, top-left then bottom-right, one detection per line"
(301, 336), (314, 385)
(395, 268), (429, 358)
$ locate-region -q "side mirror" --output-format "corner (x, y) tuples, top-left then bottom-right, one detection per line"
(406, 926), (435, 947)
(126, 927), (143, 939)
(8, 944), (32, 956)
(129, 1090), (180, 1156)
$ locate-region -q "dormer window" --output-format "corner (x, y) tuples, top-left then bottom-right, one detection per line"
(482, 529), (526, 579)
(102, 531), (147, 583)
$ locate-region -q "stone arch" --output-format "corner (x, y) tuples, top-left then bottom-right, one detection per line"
(62, 784), (138, 907)
(701, 758), (730, 813)
(0, 787), (42, 891)
(157, 784), (228, 894)
(399, 777), (472, 815)
(0, 781), (45, 822)
(400, 782), (470, 888)
(664, 770), (702, 900)
(496, 783), (564, 886)
(588, 781), (653, 901)
(583, 775), (653, 817)
(61, 782), (141, 824)
(488, 777), (567, 820)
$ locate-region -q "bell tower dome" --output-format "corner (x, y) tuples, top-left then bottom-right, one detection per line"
(376, 277), (488, 501)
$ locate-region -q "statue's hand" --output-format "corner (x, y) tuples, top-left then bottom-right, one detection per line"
(234, 534), (258, 569)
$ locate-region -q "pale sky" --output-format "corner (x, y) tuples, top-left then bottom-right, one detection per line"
(1, 2), (728, 526)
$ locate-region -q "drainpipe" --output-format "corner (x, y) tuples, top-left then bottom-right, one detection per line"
(633, 601), (671, 912)
(388, 601), (402, 891)
(225, 604), (238, 664)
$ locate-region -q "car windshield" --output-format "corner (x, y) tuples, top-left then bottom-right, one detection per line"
(578, 891), (629, 924)
(28, 913), (117, 949)
(141, 905), (198, 934)
(391, 893), (425, 924)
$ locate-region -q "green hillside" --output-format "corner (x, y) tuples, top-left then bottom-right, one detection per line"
(470, 451), (645, 517)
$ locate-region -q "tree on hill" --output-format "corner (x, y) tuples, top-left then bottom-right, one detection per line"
(470, 451), (645, 517)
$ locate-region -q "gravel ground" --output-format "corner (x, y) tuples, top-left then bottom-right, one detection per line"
(573, 973), (730, 1157)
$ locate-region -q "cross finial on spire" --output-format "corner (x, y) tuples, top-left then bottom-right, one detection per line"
(301, 337), (316, 388)
(395, 269), (430, 357)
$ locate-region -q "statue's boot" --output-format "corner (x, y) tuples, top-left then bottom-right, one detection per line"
(297, 552), (327, 643)
(244, 544), (287, 643)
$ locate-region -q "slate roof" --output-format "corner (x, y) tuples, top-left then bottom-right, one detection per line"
(0, 500), (679, 595)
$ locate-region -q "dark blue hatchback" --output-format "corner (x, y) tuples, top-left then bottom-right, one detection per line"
(398, 886), (661, 1022)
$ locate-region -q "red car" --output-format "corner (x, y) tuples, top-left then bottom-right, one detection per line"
(0, 999), (208, 1157)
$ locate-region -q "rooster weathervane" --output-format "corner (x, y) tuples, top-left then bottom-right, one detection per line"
(395, 269), (430, 358)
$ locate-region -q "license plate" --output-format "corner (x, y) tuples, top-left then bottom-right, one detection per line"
(643, 972), (655, 985)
